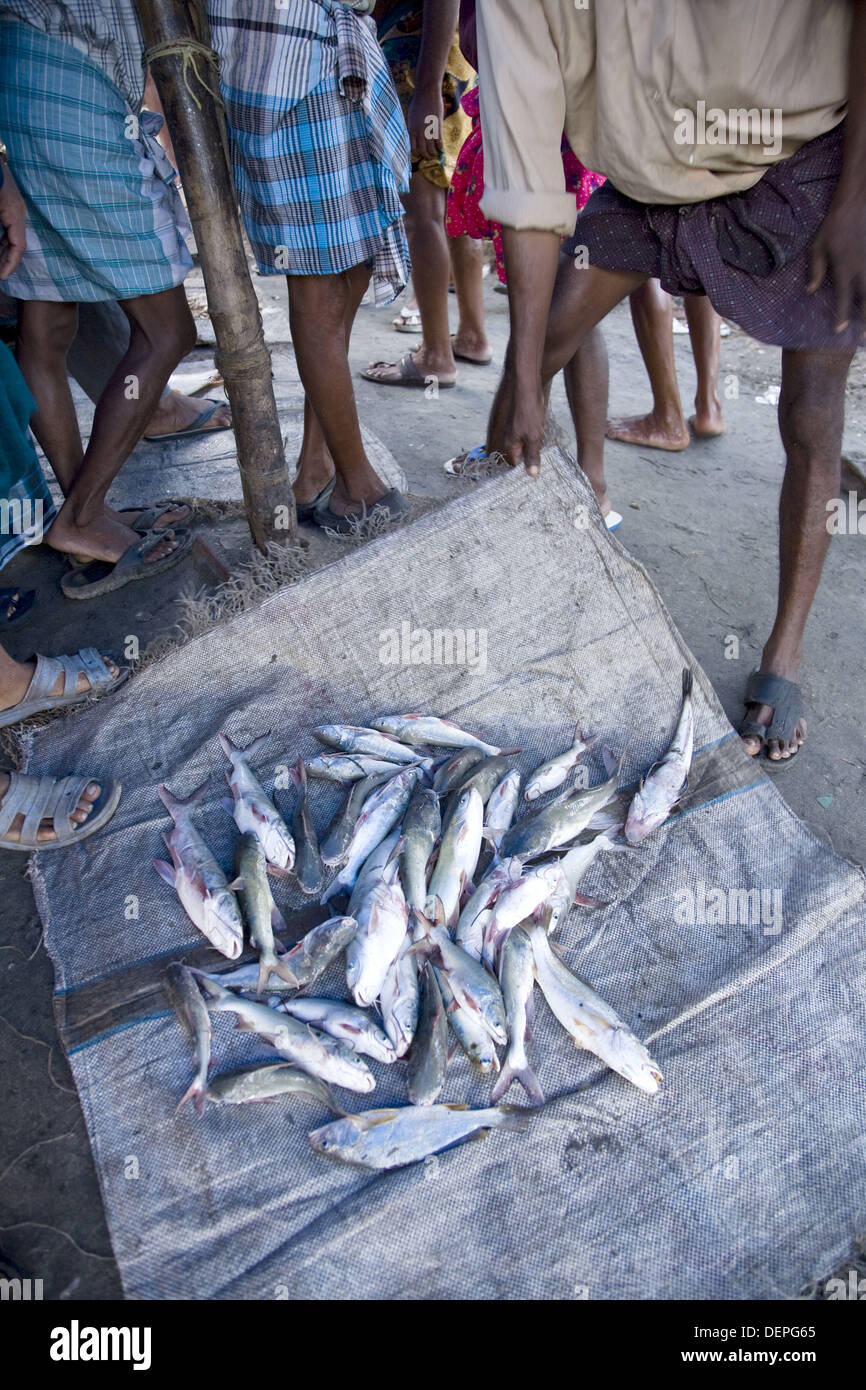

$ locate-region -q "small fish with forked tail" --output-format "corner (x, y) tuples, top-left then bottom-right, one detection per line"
(219, 731), (295, 875)
(625, 669), (694, 844)
(154, 782), (244, 959)
(164, 963), (212, 1115)
(309, 1102), (530, 1170)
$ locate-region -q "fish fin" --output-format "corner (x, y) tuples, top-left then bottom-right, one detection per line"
(157, 779), (209, 816)
(491, 1062), (544, 1106)
(496, 747), (523, 757)
(218, 731), (238, 757)
(443, 1102), (470, 1111)
(266, 863), (292, 880)
(256, 959), (271, 996)
(385, 835), (405, 869)
(153, 858), (175, 886)
(220, 796), (235, 816)
(270, 899), (288, 933)
(233, 1020), (257, 1033)
(585, 809), (622, 832)
(682, 667), (694, 698)
(226, 876), (244, 892)
(495, 1104), (534, 1132)
(601, 746), (619, 779)
(175, 1080), (205, 1115)
(426, 895), (447, 929)
(572, 892), (608, 909)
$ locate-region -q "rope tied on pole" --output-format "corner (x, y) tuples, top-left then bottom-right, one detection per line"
(142, 38), (223, 112)
(214, 343), (274, 379)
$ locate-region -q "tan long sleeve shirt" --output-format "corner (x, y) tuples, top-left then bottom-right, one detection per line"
(476, 0), (851, 233)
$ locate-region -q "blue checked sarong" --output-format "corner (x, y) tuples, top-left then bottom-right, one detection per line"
(207, 0), (410, 304)
(0, 19), (192, 302)
(0, 341), (56, 571)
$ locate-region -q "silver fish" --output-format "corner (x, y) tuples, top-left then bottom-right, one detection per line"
(279, 915), (357, 989)
(483, 769), (522, 853)
(481, 858), (565, 970)
(200, 977), (375, 1092)
(491, 928), (543, 1104)
(346, 830), (402, 920)
(306, 752), (424, 783)
(437, 968), (500, 1074)
(234, 832), (295, 993)
(194, 961), (297, 994)
(219, 732), (295, 875)
(449, 753), (520, 810)
(400, 786), (441, 910)
(379, 933), (420, 1058)
(407, 963), (448, 1105)
(320, 769), (394, 866)
(425, 786), (484, 928)
(414, 912), (507, 1046)
(206, 1063), (342, 1112)
(432, 747), (485, 795)
(455, 857), (524, 960)
(154, 782), (244, 960)
(279, 997), (397, 1064)
(165, 963), (212, 1115)
(289, 758), (325, 895)
(524, 726), (592, 802)
(322, 765), (419, 904)
(499, 753), (624, 861)
(625, 669), (694, 844)
(309, 1103), (529, 1170)
(313, 725), (426, 764)
(542, 829), (624, 936)
(528, 925), (662, 1095)
(345, 854), (408, 1006)
(371, 713), (502, 756)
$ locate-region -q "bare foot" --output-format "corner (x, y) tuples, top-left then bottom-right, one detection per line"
(0, 653), (120, 714)
(0, 770), (100, 842)
(689, 399), (725, 438)
(451, 332), (492, 364)
(48, 504), (180, 568)
(606, 413), (690, 451)
(145, 391), (231, 439)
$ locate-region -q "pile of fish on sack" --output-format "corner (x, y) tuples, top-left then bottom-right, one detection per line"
(156, 672), (694, 1171)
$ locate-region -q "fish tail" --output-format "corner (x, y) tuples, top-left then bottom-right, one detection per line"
(176, 1079), (206, 1115)
(271, 954), (300, 989)
(491, 1061), (545, 1106)
(289, 756), (306, 791)
(682, 667), (693, 698)
(157, 779), (209, 816)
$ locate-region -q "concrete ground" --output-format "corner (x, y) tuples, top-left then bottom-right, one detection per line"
(1, 264), (864, 1299)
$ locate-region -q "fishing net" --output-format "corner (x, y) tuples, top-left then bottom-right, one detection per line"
(26, 449), (866, 1300)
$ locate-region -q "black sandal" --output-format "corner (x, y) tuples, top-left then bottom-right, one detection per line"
(295, 477), (335, 524)
(313, 487), (410, 536)
(739, 670), (805, 766)
(0, 586), (36, 630)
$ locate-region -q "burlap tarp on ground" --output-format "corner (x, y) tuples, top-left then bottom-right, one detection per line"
(27, 450), (866, 1300)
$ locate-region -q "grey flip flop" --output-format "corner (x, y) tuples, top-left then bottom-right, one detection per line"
(313, 488), (411, 535)
(0, 647), (129, 729)
(739, 669), (805, 766)
(0, 771), (122, 851)
(60, 527), (194, 601)
(143, 398), (230, 442)
(296, 477), (336, 524)
(118, 498), (192, 534)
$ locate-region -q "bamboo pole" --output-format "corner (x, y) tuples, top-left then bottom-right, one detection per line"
(135, 0), (296, 548)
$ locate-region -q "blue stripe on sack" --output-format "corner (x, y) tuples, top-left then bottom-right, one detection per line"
(67, 1012), (175, 1055)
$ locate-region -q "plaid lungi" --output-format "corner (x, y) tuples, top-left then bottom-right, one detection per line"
(0, 20), (192, 303)
(0, 342), (56, 571)
(568, 124), (862, 353)
(207, 0), (410, 304)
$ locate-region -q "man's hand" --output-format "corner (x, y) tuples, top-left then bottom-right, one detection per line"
(807, 190), (866, 332)
(0, 165), (26, 279)
(505, 389), (546, 476)
(406, 83), (445, 163)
